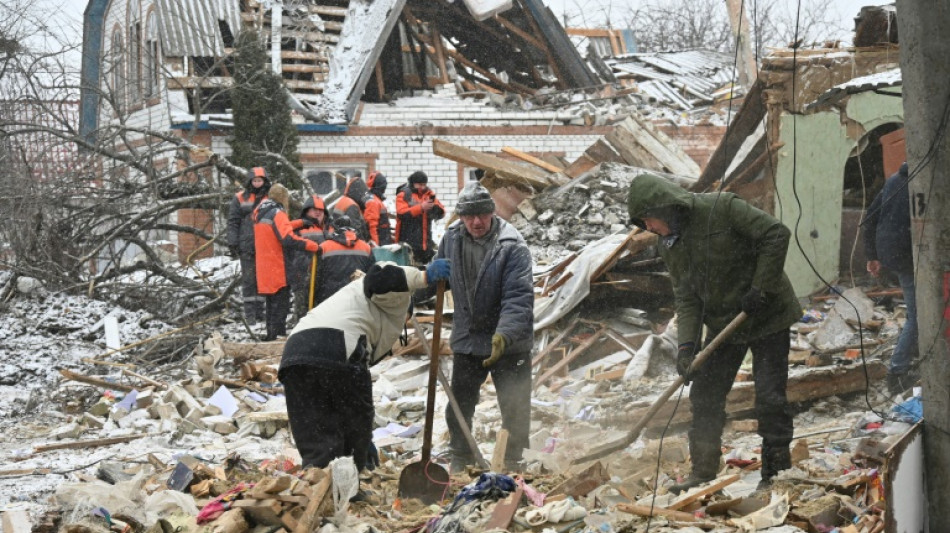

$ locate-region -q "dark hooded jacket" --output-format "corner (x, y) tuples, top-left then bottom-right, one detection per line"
(314, 227), (374, 306)
(627, 173), (800, 346)
(436, 217), (534, 355)
(227, 174), (270, 253)
(862, 163), (913, 274)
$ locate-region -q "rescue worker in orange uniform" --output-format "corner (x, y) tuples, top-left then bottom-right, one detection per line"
(227, 167), (269, 323)
(314, 216), (374, 306)
(252, 184), (319, 341)
(395, 171), (444, 264)
(331, 171), (371, 243)
(362, 171), (393, 246)
(290, 194), (330, 321)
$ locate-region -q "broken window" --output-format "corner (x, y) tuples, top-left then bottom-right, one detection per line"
(110, 29), (125, 112)
(144, 11), (161, 98)
(128, 0), (142, 102)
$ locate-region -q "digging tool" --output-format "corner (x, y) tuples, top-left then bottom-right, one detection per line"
(573, 312), (748, 465)
(409, 315), (489, 470)
(398, 281), (451, 503)
(307, 251), (319, 310)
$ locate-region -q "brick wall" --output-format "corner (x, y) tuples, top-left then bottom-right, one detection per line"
(657, 124), (727, 171)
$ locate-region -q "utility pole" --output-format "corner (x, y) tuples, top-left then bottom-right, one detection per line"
(724, 0), (757, 90)
(897, 1), (950, 530)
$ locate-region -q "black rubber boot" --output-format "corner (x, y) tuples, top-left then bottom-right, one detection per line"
(670, 443), (720, 495)
(758, 443), (791, 490)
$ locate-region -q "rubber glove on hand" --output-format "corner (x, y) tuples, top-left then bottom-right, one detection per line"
(676, 343), (697, 384)
(483, 333), (506, 368)
(426, 258), (451, 284)
(741, 287), (767, 315)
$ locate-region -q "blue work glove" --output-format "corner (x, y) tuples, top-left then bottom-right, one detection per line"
(425, 258), (451, 284)
(366, 441), (380, 471)
(676, 342), (697, 385)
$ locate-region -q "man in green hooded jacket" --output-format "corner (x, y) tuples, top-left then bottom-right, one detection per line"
(627, 172), (801, 493)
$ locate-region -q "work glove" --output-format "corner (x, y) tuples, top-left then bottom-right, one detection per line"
(301, 218), (315, 228)
(228, 245), (240, 259)
(676, 342), (697, 384)
(741, 287), (767, 315)
(365, 441), (380, 471)
(425, 258), (451, 284)
(483, 333), (507, 368)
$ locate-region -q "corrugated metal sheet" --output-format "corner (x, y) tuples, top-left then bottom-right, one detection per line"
(607, 50), (736, 109)
(156, 0), (243, 57)
(806, 67), (901, 110)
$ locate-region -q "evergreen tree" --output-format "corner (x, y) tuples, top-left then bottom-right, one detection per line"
(228, 30), (301, 187)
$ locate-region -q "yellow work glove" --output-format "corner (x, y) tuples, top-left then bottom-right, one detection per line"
(483, 333), (506, 368)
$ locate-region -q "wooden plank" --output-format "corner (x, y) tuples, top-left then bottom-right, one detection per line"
(2, 510), (32, 533)
(618, 115), (701, 177)
(33, 433), (157, 453)
(294, 476), (330, 533)
(666, 474), (740, 510)
(494, 14), (546, 50)
(534, 327), (606, 390)
(589, 229), (655, 282)
(606, 125), (663, 169)
(617, 503), (700, 522)
(484, 486), (523, 530)
(531, 318), (580, 369)
(591, 368), (625, 381)
(563, 154), (599, 179)
(59, 369), (134, 393)
(692, 78), (766, 192)
(598, 361), (888, 430)
(282, 64), (329, 74)
(584, 138), (627, 164)
(443, 48), (537, 96)
(432, 139), (552, 191)
(490, 429), (510, 472)
(501, 146), (564, 172)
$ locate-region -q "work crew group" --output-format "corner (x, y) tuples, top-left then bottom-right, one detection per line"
(227, 164), (905, 499)
(226, 167), (445, 341)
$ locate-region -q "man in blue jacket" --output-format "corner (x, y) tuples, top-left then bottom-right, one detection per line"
(433, 181), (534, 472)
(863, 162), (918, 395)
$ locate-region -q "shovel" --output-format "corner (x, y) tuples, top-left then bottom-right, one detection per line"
(572, 312), (748, 465)
(409, 315), (490, 470)
(398, 281), (451, 503)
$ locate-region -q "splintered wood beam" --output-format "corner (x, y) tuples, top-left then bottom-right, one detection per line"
(33, 433), (158, 453)
(501, 146), (564, 172)
(493, 14), (547, 50)
(589, 228), (655, 282)
(443, 49), (537, 95)
(534, 327), (607, 390)
(532, 318), (581, 368)
(433, 138), (551, 190)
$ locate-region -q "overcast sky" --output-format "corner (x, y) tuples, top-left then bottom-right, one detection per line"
(541, 0), (894, 43)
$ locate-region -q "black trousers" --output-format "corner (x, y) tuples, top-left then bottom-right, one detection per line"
(280, 363), (374, 470)
(688, 328), (793, 464)
(239, 254), (264, 322)
(447, 351), (531, 462)
(263, 287), (290, 339)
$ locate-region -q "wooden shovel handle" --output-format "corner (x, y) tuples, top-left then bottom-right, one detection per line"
(420, 281), (445, 463)
(573, 312), (748, 464)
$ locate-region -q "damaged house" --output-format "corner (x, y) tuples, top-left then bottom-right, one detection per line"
(79, 0), (728, 263)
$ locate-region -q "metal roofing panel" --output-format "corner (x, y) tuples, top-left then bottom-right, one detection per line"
(157, 0), (242, 57)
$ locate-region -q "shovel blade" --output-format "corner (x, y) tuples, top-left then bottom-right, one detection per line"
(398, 460), (450, 504)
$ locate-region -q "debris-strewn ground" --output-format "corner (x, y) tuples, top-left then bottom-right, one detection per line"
(0, 265), (921, 533)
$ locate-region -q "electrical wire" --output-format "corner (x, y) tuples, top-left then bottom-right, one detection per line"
(784, 0), (950, 431)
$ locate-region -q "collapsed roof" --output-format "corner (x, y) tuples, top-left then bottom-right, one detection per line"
(142, 0), (599, 123)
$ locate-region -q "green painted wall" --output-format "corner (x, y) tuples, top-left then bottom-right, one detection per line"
(774, 89), (904, 297)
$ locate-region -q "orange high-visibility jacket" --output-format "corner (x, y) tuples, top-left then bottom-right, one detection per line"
(252, 199), (319, 295)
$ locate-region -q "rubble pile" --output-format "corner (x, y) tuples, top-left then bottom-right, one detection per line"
(512, 163), (685, 263)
